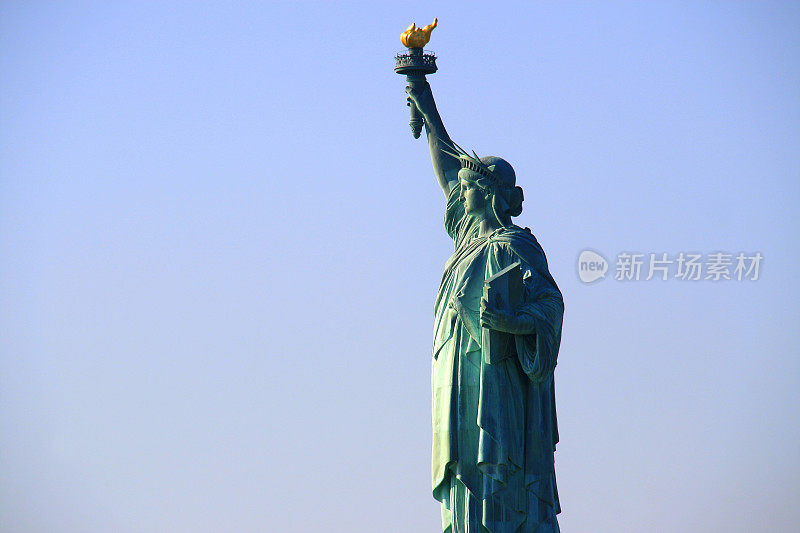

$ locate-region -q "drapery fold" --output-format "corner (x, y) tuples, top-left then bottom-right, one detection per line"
(432, 188), (563, 532)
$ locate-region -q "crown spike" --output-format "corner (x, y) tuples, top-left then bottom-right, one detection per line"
(437, 136), (465, 156)
(440, 148), (461, 160)
(436, 135), (452, 148)
(450, 139), (470, 157)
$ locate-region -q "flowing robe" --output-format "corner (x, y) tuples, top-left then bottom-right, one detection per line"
(432, 186), (564, 533)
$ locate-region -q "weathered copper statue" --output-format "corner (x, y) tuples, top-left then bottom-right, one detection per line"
(398, 20), (565, 533)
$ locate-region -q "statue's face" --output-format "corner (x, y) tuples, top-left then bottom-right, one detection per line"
(459, 178), (487, 216)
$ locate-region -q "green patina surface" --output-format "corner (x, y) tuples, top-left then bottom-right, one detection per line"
(406, 81), (564, 533)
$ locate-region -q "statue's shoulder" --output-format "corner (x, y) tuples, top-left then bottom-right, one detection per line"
(494, 225), (560, 293)
(492, 225), (544, 255)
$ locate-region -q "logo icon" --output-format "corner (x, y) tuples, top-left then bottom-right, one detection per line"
(578, 250), (608, 283)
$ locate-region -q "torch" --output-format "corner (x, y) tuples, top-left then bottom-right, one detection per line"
(394, 18), (438, 139)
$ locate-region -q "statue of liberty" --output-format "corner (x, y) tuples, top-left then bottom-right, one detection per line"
(403, 48), (565, 532)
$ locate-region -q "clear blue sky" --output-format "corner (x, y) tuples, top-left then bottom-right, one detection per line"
(1, 2), (798, 532)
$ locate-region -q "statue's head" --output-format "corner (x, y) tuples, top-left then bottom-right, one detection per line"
(441, 138), (524, 226)
(455, 153), (524, 226)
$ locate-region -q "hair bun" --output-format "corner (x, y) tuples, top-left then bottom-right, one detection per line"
(507, 186), (524, 217)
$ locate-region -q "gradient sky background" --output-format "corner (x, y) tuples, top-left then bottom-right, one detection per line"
(1, 2), (798, 532)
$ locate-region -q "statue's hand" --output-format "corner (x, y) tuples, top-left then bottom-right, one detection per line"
(480, 297), (533, 335)
(405, 82), (436, 120)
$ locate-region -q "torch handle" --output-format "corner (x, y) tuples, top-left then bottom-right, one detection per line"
(406, 73), (426, 139)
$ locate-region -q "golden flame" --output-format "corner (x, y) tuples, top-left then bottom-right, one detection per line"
(401, 18), (438, 48)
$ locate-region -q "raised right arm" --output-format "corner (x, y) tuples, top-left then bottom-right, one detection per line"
(406, 82), (461, 198)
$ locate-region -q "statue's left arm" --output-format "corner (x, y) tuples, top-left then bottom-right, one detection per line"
(513, 276), (564, 382)
(480, 240), (564, 382)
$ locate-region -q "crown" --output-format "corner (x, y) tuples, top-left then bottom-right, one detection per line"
(439, 137), (500, 183)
